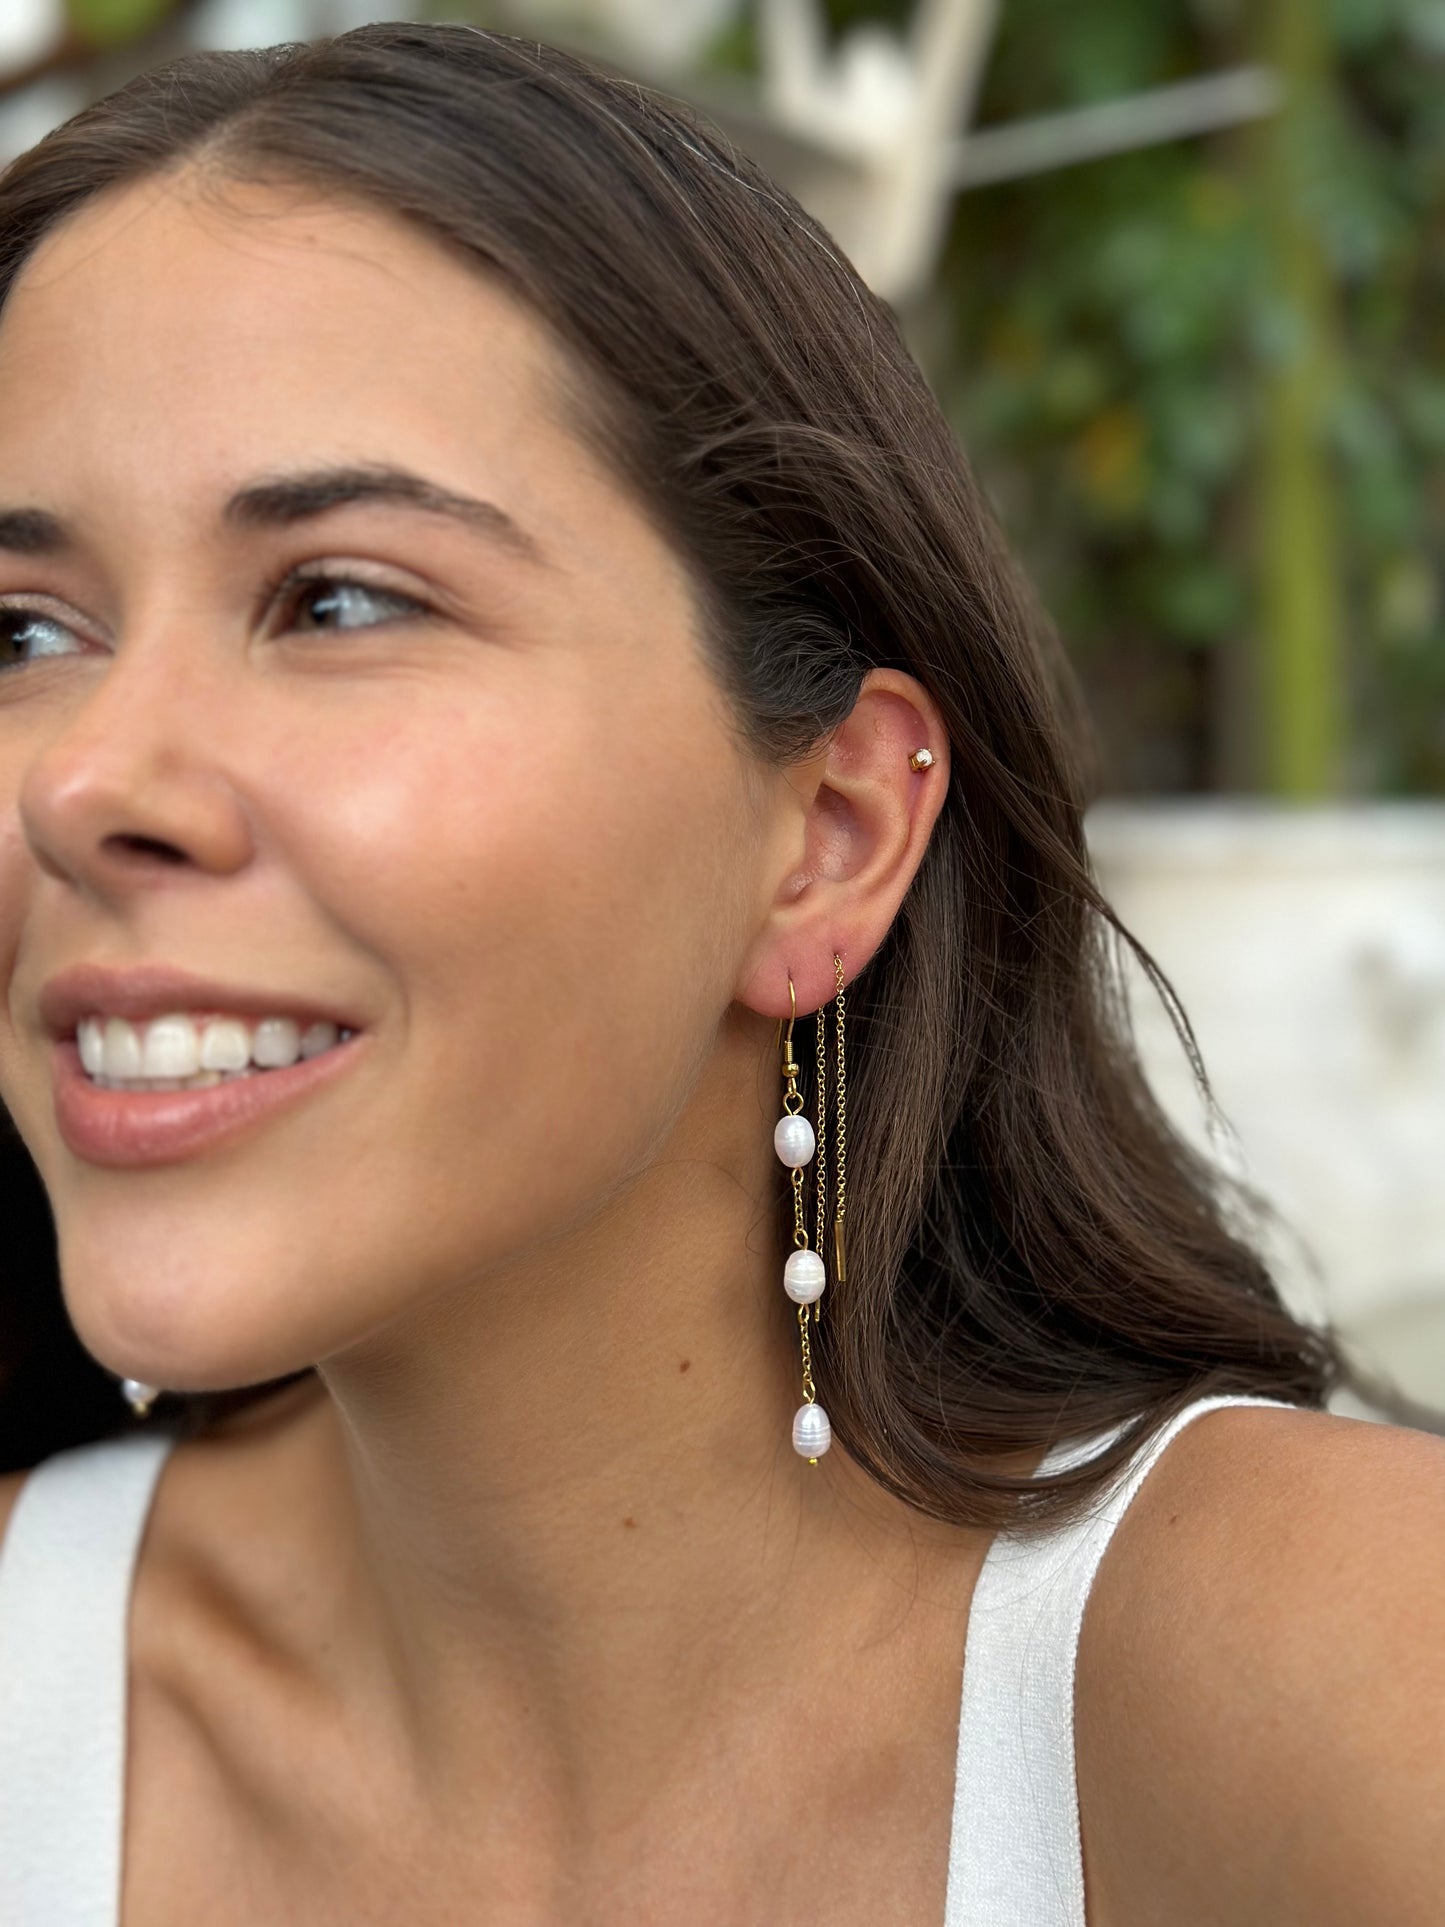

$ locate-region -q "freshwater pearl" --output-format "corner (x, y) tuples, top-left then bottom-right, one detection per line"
(792, 1402), (832, 1458)
(121, 1378), (159, 1413)
(773, 1114), (816, 1167)
(783, 1248), (826, 1304)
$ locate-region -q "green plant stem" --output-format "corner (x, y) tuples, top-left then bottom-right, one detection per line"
(1255, 0), (1349, 796)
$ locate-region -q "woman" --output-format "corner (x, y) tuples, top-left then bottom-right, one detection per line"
(0, 22), (1438, 1924)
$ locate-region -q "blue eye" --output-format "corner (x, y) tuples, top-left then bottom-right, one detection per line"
(281, 571), (431, 633)
(0, 607), (84, 673)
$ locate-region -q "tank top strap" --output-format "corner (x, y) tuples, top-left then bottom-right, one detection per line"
(0, 1427), (179, 1927)
(942, 1392), (1300, 1926)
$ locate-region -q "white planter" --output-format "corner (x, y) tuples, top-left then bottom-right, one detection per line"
(1085, 801), (1445, 1420)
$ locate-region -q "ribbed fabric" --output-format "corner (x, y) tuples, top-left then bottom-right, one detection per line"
(943, 1392), (1300, 1925)
(0, 1393), (1298, 1926)
(0, 1427), (178, 1927)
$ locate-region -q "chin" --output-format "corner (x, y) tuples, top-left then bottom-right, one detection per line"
(54, 1218), (327, 1397)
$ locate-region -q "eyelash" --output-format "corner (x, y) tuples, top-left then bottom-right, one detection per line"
(0, 566), (435, 672)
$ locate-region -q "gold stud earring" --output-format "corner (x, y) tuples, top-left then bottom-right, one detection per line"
(909, 747), (934, 771)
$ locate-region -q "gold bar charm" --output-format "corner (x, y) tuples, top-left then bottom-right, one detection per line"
(833, 1214), (847, 1285)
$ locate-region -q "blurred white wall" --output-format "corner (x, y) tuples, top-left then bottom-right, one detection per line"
(0, 0), (63, 73)
(1088, 802), (1445, 1419)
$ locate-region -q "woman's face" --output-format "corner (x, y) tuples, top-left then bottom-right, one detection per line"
(0, 172), (782, 1390)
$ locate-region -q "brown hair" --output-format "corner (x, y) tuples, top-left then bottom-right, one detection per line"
(0, 22), (1415, 1519)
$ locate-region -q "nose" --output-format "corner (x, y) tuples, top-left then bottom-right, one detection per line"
(18, 632), (254, 902)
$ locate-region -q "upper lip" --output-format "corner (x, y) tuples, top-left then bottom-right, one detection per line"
(38, 963), (363, 1040)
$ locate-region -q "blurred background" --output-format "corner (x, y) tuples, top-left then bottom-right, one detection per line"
(2, 0), (1442, 1419)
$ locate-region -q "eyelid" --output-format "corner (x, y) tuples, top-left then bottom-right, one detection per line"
(276, 559), (428, 597)
(0, 589), (90, 627)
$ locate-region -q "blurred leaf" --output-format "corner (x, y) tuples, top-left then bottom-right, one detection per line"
(1070, 404), (1150, 515)
(821, 0), (912, 42)
(1149, 556), (1247, 638)
(1404, 1), (1445, 54)
(1374, 551), (1441, 641)
(65, 0), (176, 47)
(1328, 0), (1409, 51)
(699, 12), (758, 76)
(1038, 349), (1110, 426)
(1400, 372), (1445, 447)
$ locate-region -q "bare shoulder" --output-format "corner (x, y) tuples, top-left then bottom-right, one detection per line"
(1076, 1401), (1445, 1927)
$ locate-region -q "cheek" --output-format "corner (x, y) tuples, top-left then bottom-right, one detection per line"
(260, 677), (742, 1242)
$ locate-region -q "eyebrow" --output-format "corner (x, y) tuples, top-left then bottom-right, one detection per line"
(0, 462), (549, 566)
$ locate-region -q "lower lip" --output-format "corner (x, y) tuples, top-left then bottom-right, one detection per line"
(52, 1033), (365, 1168)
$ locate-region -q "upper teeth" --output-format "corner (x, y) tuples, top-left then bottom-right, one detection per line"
(76, 1013), (350, 1081)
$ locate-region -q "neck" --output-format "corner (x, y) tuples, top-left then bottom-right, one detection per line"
(260, 1017), (997, 1840)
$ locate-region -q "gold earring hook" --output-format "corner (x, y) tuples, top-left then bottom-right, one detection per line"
(777, 973), (800, 1076)
(774, 978), (797, 1040)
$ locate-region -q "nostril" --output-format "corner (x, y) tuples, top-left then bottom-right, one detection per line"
(105, 833), (188, 864)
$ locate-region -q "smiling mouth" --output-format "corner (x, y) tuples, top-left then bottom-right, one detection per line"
(52, 1021), (366, 1168)
(73, 1011), (358, 1091)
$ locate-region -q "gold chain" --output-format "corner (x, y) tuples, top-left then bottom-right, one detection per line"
(833, 951), (847, 1289)
(813, 969), (827, 1326)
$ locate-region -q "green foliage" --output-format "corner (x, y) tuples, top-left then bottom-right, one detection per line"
(64, 0), (177, 48)
(819, 0), (912, 41)
(927, 0), (1445, 792)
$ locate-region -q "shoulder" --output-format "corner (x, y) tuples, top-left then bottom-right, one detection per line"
(1076, 1401), (1445, 1926)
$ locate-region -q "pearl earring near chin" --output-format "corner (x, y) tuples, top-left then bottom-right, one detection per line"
(121, 1378), (160, 1418)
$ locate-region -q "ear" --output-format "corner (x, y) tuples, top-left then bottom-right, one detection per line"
(734, 667), (951, 1018)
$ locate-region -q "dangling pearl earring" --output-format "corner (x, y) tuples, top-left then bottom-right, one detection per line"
(121, 1378), (160, 1418)
(772, 745), (920, 1445)
(774, 951), (847, 1462)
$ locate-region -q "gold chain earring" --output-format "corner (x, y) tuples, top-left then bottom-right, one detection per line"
(811, 948), (848, 1333)
(774, 951), (846, 1462)
(832, 949), (846, 1308)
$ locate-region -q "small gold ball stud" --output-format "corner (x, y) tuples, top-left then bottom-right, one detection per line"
(908, 747), (934, 771)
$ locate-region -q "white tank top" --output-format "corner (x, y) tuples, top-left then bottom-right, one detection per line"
(0, 1391), (1297, 1923)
